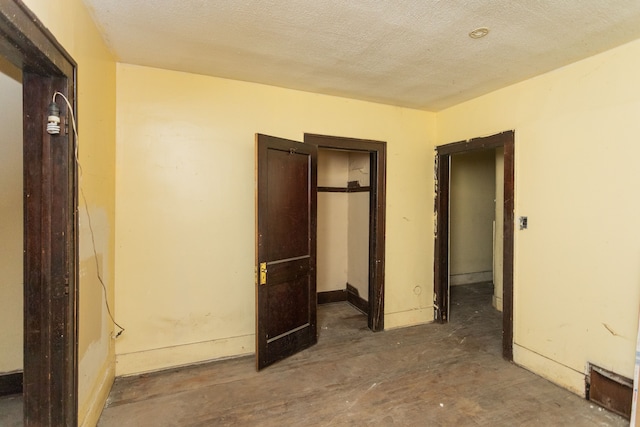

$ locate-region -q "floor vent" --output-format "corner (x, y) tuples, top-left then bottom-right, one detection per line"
(586, 364), (633, 419)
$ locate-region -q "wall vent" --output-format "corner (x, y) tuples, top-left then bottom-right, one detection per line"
(586, 364), (633, 419)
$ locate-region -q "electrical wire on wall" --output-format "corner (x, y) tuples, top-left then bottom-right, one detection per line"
(48, 91), (125, 339)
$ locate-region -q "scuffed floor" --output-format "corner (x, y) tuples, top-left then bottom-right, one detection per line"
(0, 393), (22, 427)
(97, 283), (627, 426)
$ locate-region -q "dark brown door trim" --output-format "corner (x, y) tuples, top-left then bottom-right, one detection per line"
(434, 130), (514, 360)
(304, 133), (386, 332)
(1, 1), (78, 425)
(433, 154), (450, 323)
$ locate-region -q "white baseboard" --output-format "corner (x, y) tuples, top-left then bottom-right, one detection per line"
(384, 307), (434, 330)
(116, 334), (254, 377)
(513, 343), (586, 397)
(492, 295), (503, 312)
(450, 271), (493, 286)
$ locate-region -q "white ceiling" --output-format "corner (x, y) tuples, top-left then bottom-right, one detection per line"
(82, 0), (640, 111)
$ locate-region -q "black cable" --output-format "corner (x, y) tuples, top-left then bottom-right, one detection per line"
(53, 91), (125, 338)
(81, 188), (125, 338)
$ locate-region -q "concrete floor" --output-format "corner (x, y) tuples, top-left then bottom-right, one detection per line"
(96, 283), (627, 426)
(0, 393), (22, 427)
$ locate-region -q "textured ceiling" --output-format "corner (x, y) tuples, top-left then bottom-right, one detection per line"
(82, 0), (640, 111)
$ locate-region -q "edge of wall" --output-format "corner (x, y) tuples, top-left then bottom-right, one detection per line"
(492, 295), (503, 312)
(513, 343), (585, 397)
(116, 334), (254, 377)
(384, 307), (433, 330)
(450, 271), (493, 286)
(79, 362), (114, 427)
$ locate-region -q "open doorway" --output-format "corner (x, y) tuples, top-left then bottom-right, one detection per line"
(0, 2), (78, 424)
(0, 57), (24, 418)
(449, 149), (500, 311)
(434, 131), (514, 360)
(316, 149), (371, 317)
(306, 134), (386, 332)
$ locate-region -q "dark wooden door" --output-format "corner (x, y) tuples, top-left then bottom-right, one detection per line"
(256, 134), (317, 370)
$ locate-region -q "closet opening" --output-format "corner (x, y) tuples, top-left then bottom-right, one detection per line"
(305, 134), (386, 332)
(317, 149), (371, 315)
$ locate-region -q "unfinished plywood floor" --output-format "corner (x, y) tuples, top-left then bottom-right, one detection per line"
(97, 283), (625, 426)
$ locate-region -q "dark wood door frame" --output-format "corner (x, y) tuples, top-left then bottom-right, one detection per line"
(434, 131), (514, 360)
(1, 1), (78, 425)
(304, 134), (386, 332)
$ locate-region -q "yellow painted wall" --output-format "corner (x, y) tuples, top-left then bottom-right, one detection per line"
(347, 152), (370, 300)
(449, 150), (495, 284)
(437, 38), (640, 395)
(20, 1), (117, 425)
(317, 150), (349, 293)
(115, 63), (436, 374)
(0, 64), (23, 374)
(318, 149), (350, 188)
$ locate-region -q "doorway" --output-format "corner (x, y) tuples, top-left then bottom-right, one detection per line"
(0, 57), (24, 409)
(316, 149), (371, 316)
(449, 149), (503, 298)
(255, 133), (386, 370)
(305, 134), (386, 332)
(434, 131), (514, 360)
(0, 2), (78, 425)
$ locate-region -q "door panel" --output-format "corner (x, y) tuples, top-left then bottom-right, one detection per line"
(266, 274), (310, 338)
(265, 148), (311, 260)
(256, 134), (317, 370)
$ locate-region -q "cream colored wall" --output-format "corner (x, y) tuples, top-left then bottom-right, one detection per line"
(349, 151), (371, 187)
(347, 152), (370, 300)
(317, 150), (349, 293)
(115, 63), (436, 374)
(449, 150), (495, 285)
(319, 149), (350, 187)
(437, 38), (640, 395)
(493, 148), (504, 311)
(0, 65), (23, 374)
(318, 150), (370, 298)
(20, 1), (117, 425)
(347, 192), (370, 300)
